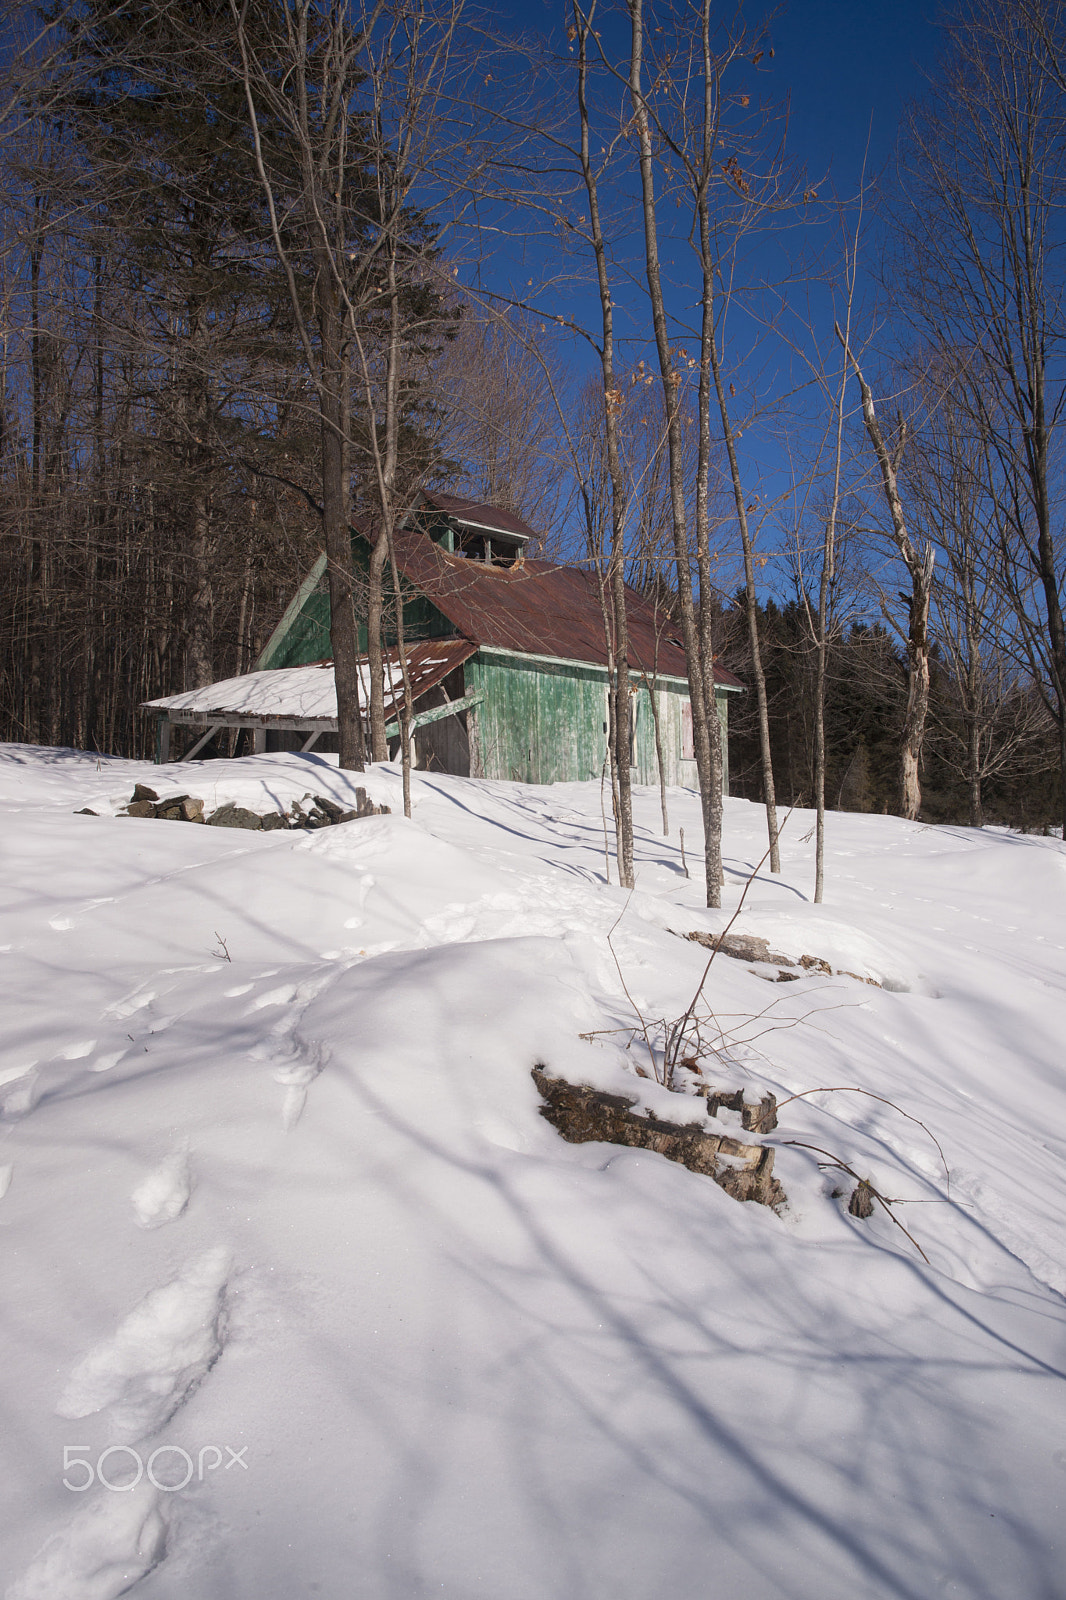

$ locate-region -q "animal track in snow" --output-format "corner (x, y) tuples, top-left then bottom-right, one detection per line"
(0, 1164), (12, 1200)
(60, 1039), (96, 1061)
(245, 983), (297, 1014)
(56, 1246), (231, 1438)
(131, 1148), (192, 1230)
(6, 1481), (169, 1600)
(89, 1049), (127, 1075)
(245, 972), (337, 1128)
(275, 1040), (330, 1131)
(0, 1065), (40, 1119)
(105, 988), (155, 1021)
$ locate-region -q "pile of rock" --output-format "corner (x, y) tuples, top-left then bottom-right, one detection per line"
(77, 785), (390, 830)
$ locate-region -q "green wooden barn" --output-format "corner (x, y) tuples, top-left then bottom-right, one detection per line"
(147, 493), (743, 786)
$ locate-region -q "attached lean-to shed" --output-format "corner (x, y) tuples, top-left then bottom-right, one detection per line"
(146, 492), (743, 786)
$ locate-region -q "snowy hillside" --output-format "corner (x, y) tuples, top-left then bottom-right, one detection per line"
(0, 743), (1063, 1600)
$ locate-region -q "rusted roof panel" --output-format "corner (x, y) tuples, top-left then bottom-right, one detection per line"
(421, 493), (538, 543)
(379, 638), (479, 718)
(390, 527), (743, 688)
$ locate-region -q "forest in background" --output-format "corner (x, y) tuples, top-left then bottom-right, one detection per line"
(0, 0), (1063, 868)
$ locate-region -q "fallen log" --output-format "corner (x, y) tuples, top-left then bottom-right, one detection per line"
(532, 1067), (785, 1209)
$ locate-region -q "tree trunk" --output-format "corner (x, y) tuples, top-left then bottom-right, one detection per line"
(899, 547), (934, 820)
(1033, 492), (1066, 838)
(320, 375), (365, 773)
(813, 564), (829, 901)
(367, 532), (390, 762)
(629, 0), (720, 905)
(186, 492), (214, 689)
(575, 0), (633, 887)
(967, 711), (983, 827)
(706, 350), (777, 871)
(839, 330), (933, 823)
(643, 668), (669, 836)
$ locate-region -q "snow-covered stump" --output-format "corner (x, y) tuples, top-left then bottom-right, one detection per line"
(531, 1067), (785, 1208)
(698, 1085), (778, 1133)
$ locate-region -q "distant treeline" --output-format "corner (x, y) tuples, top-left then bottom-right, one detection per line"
(723, 598), (1061, 831)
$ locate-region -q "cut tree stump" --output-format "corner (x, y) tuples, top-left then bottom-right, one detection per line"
(532, 1067), (785, 1208)
(699, 1086), (778, 1132)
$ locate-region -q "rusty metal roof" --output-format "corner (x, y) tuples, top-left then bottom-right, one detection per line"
(390, 526), (744, 688)
(420, 493), (538, 543)
(378, 638), (479, 718)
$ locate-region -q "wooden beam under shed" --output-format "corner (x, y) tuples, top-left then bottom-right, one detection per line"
(384, 691), (483, 739)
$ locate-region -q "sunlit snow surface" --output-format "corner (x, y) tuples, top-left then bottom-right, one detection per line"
(0, 742), (1063, 1600)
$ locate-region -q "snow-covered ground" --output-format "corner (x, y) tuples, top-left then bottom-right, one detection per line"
(1, 742), (1063, 1600)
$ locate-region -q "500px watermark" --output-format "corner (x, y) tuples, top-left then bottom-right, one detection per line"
(62, 1444), (248, 1492)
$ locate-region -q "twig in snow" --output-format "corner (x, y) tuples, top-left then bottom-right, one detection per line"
(663, 810), (795, 1079)
(605, 891), (660, 1081)
(776, 1138), (932, 1264)
(773, 1086), (950, 1195)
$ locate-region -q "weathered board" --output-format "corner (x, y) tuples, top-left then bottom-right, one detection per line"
(258, 542), (455, 670)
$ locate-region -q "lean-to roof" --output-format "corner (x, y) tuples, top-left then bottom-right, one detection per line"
(146, 639), (477, 724)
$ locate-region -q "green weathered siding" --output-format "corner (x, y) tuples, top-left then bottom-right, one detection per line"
(263, 586), (334, 667)
(629, 681), (730, 790)
(470, 648), (733, 791)
(257, 536), (454, 670)
(469, 652), (610, 783)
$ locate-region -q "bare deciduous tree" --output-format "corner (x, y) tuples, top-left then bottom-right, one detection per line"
(628, 0), (724, 903)
(839, 333), (935, 820)
(896, 0), (1066, 830)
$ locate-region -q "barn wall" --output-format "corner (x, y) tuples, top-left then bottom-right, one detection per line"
(469, 653), (610, 784)
(258, 571), (737, 790)
(468, 650), (732, 791)
(631, 683), (730, 790)
(408, 667), (471, 776)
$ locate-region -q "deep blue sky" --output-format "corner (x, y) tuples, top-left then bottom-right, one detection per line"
(473, 0), (949, 576)
(769, 0), (942, 196)
(487, 0), (947, 368)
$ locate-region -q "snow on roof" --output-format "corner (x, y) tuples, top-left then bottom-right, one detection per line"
(145, 639), (477, 723)
(147, 663), (340, 721)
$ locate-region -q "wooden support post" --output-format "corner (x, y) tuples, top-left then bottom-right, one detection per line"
(467, 704), (483, 779)
(253, 728), (267, 754)
(300, 730), (322, 752)
(183, 723), (224, 762)
(156, 716), (171, 765)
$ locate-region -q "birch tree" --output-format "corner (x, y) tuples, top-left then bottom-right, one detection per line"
(839, 335), (935, 820)
(628, 0), (723, 903)
(572, 0), (634, 887)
